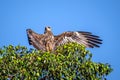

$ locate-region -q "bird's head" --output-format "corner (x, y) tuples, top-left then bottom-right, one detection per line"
(44, 26), (51, 33)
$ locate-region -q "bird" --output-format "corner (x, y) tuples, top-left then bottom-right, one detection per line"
(26, 26), (102, 52)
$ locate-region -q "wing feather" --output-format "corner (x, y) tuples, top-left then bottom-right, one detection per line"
(26, 29), (46, 50)
(54, 31), (102, 48)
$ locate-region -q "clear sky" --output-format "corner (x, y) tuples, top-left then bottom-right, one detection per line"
(0, 0), (120, 79)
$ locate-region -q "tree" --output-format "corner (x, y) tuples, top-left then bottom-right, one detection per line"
(0, 43), (112, 80)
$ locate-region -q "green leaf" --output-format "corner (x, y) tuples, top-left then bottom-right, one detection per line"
(0, 43), (113, 79)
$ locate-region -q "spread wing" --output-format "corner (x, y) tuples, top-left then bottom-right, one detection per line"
(54, 31), (102, 48)
(26, 29), (46, 51)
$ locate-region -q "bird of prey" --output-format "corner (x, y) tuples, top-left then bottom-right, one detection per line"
(26, 26), (102, 52)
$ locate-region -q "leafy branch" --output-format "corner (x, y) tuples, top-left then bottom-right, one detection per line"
(0, 43), (112, 80)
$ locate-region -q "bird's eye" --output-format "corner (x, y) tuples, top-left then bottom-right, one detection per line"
(48, 27), (51, 29)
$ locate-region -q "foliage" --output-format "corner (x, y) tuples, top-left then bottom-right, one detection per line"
(0, 43), (112, 80)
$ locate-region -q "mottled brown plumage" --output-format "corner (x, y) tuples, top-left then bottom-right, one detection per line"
(26, 26), (102, 51)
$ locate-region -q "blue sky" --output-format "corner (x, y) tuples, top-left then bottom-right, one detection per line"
(0, 0), (120, 79)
